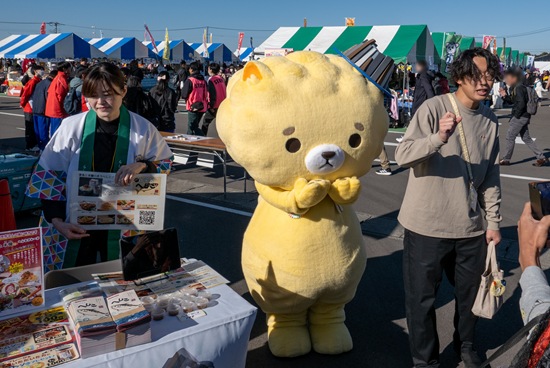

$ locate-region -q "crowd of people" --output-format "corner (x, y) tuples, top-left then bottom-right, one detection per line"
(376, 58), (549, 177)
(2, 48), (550, 368)
(7, 57), (235, 152)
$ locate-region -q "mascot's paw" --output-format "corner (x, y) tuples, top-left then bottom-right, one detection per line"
(268, 326), (312, 358)
(309, 323), (353, 355)
(329, 177), (361, 203)
(294, 178), (331, 209)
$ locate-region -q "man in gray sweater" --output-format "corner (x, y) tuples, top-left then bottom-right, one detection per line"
(396, 48), (503, 368)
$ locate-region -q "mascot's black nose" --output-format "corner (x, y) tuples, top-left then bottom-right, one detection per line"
(322, 151), (336, 160)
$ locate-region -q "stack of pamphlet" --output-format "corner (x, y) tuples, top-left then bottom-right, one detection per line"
(106, 290), (151, 348)
(0, 306), (80, 367)
(68, 295), (117, 358)
(61, 285), (151, 359)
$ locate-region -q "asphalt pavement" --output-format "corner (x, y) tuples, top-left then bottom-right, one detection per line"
(1, 93), (550, 367)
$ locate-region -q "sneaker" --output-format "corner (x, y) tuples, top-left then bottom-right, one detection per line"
(460, 342), (484, 368)
(375, 168), (392, 176)
(533, 158), (549, 167)
(396, 136), (403, 143)
(499, 160), (511, 166)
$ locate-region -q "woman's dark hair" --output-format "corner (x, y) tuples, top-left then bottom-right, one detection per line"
(120, 67), (130, 78)
(209, 63), (220, 74)
(56, 61), (71, 72)
(126, 75), (142, 88)
(189, 62), (200, 73)
(82, 62), (126, 98)
(450, 47), (502, 84)
(153, 71), (170, 95)
(75, 66), (88, 79)
(48, 70), (58, 79)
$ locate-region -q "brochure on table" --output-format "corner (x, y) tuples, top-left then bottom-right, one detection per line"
(0, 306), (79, 366)
(0, 228), (44, 318)
(69, 171), (166, 231)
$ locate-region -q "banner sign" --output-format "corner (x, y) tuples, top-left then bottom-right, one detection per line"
(442, 33), (462, 74)
(237, 32), (245, 52)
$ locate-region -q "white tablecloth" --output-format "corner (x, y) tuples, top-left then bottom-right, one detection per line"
(45, 283), (257, 368)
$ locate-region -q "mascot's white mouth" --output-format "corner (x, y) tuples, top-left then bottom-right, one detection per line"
(305, 144), (345, 175)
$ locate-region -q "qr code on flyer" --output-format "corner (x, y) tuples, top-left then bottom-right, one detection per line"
(139, 210), (156, 225)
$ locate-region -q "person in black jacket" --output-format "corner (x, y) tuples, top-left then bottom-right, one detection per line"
(123, 76), (161, 128)
(411, 60), (435, 117)
(500, 69), (548, 167)
(31, 69), (57, 150)
(149, 71), (178, 132)
(128, 60), (144, 82)
(176, 60), (189, 99)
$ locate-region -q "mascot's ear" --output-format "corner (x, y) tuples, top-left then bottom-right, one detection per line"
(242, 61), (272, 83)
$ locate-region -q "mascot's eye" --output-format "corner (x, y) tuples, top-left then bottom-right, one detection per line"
(285, 138), (301, 153)
(349, 134), (362, 148)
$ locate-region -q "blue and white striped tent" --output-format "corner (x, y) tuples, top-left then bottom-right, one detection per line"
(85, 37), (157, 60)
(235, 47), (254, 62)
(189, 43), (238, 63)
(143, 40), (199, 62)
(0, 33), (106, 59)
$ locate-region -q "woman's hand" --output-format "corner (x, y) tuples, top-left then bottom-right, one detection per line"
(115, 162), (147, 186)
(51, 218), (89, 240)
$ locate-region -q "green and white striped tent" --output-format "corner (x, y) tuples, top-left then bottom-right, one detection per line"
(256, 25), (439, 65)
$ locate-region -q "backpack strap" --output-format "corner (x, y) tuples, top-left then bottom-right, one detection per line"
(481, 313), (546, 368)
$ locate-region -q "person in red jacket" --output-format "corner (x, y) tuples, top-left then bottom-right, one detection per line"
(203, 63), (227, 135)
(181, 62), (208, 136)
(45, 62), (71, 136)
(19, 65), (44, 151)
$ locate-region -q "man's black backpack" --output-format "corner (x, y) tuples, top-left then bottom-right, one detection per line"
(64, 87), (82, 116)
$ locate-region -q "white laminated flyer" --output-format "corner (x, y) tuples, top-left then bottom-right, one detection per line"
(70, 171), (166, 231)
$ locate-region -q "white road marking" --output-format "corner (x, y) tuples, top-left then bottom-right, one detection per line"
(0, 112), (24, 117)
(166, 194), (253, 217)
(15, 127), (25, 131)
(501, 174), (548, 182)
(516, 137), (536, 144)
(381, 143), (547, 182)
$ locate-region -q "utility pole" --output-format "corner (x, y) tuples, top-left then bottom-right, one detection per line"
(48, 22), (60, 33)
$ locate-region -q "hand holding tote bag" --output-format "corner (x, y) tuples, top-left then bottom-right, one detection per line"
(472, 241), (505, 319)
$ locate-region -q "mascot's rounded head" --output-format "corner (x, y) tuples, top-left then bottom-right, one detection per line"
(217, 51), (388, 190)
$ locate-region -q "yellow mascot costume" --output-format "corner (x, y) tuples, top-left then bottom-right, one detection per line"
(217, 51), (388, 357)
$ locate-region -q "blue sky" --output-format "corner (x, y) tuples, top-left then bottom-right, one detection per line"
(1, 0), (548, 53)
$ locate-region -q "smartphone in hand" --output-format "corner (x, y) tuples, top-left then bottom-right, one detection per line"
(530, 181), (550, 220)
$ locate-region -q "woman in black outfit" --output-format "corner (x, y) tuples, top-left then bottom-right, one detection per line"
(124, 76), (161, 128)
(149, 71), (178, 133)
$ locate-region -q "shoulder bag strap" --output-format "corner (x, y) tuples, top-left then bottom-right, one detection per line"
(481, 313), (546, 368)
(448, 93), (474, 184)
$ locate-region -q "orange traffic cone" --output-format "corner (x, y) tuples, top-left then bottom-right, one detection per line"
(0, 179), (16, 232)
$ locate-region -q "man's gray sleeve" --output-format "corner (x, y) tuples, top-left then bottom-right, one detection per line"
(520, 266), (550, 324)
